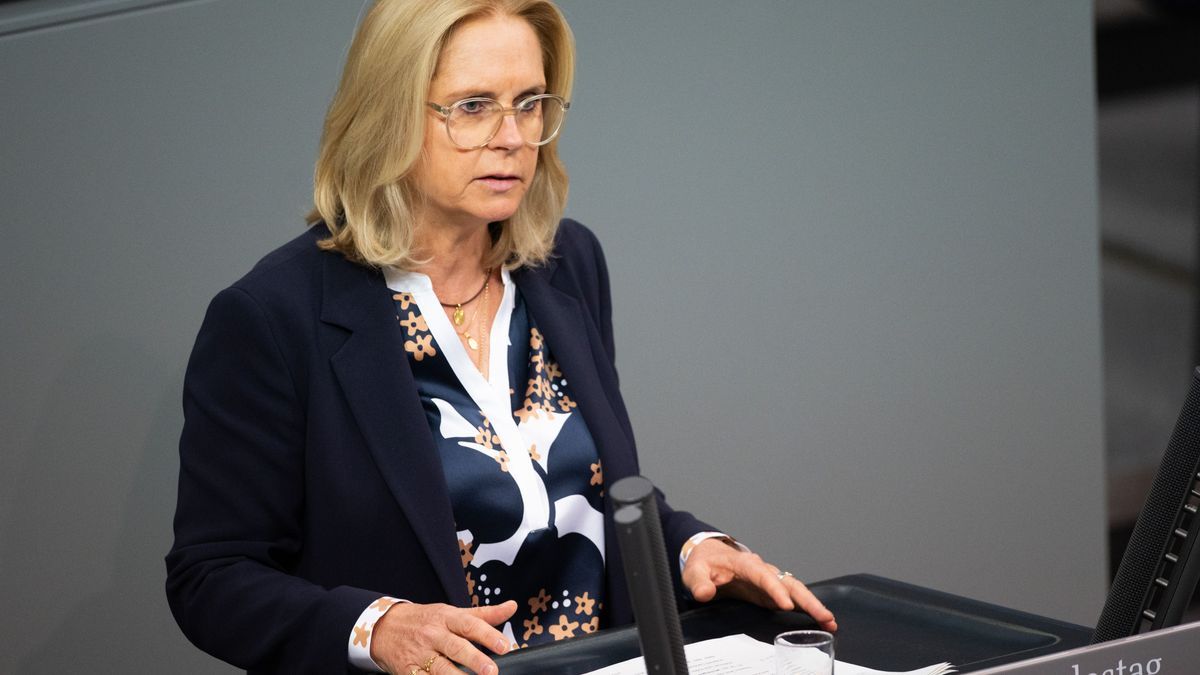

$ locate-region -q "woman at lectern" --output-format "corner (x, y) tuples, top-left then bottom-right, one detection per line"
(165, 1), (835, 673)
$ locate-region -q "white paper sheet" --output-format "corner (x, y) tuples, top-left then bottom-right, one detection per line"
(580, 633), (955, 675)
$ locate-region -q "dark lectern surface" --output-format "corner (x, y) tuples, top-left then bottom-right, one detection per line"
(493, 573), (1093, 674)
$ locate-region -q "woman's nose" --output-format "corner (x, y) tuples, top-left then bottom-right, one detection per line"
(489, 112), (525, 149)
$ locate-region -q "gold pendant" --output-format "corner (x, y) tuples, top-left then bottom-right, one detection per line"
(466, 335), (480, 351)
(453, 305), (465, 326)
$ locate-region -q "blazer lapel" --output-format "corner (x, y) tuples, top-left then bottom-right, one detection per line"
(514, 265), (638, 480)
(320, 254), (469, 606)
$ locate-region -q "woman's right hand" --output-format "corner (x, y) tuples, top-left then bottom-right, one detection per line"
(370, 600), (517, 675)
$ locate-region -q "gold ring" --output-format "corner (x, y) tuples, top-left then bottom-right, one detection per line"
(421, 655), (438, 672)
(777, 570), (795, 581)
(410, 669), (420, 675)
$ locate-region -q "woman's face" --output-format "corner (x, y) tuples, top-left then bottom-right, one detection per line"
(411, 14), (545, 232)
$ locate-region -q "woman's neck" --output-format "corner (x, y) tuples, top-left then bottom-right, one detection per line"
(412, 221), (492, 299)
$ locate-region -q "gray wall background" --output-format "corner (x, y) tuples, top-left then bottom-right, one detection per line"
(0, 1), (1104, 672)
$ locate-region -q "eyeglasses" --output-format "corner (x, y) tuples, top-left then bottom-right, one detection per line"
(426, 94), (570, 150)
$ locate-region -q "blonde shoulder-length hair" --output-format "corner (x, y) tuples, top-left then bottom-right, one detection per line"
(308, 0), (575, 270)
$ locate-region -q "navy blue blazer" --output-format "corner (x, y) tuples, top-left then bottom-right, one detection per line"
(166, 220), (713, 673)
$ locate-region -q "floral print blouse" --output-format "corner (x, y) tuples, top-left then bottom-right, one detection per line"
(385, 267), (606, 651)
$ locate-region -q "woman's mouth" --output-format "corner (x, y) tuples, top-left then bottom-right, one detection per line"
(477, 175), (521, 192)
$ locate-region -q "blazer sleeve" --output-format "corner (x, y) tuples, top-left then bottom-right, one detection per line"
(165, 286), (377, 674)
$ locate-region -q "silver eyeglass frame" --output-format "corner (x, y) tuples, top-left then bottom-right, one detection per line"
(426, 93), (571, 149)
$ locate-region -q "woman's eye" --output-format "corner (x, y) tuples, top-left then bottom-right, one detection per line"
(517, 98), (541, 114)
(458, 100), (488, 115)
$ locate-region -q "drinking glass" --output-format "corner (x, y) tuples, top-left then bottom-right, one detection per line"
(774, 630), (835, 675)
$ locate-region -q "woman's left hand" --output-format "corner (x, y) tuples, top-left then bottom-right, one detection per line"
(681, 539), (838, 632)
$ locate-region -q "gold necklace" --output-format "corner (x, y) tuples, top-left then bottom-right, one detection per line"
(438, 269), (490, 326)
(458, 272), (490, 352)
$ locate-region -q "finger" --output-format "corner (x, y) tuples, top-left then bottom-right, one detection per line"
(446, 608), (512, 655)
(433, 630), (499, 675)
(785, 579), (837, 631)
(430, 656), (461, 675)
(682, 558), (719, 602)
(430, 651), (493, 675)
(465, 599), (518, 626)
(744, 560), (794, 611)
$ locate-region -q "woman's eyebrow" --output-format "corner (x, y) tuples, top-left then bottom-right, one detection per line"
(437, 84), (547, 102)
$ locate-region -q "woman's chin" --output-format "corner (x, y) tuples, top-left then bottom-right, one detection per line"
(474, 204), (523, 225)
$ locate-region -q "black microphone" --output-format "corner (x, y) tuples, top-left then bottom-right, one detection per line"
(611, 475), (690, 675)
